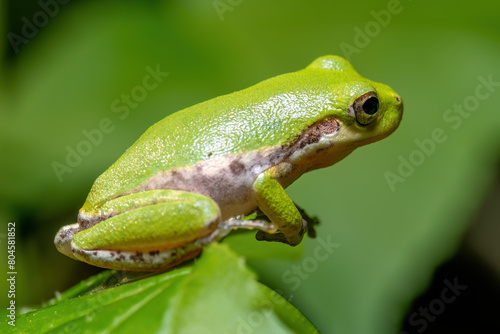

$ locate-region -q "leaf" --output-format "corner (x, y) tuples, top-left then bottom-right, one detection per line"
(12, 244), (318, 334)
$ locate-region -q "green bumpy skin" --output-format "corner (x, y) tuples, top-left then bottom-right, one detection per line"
(54, 55), (403, 271)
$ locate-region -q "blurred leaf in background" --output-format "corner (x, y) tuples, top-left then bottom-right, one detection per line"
(1, 0), (499, 333)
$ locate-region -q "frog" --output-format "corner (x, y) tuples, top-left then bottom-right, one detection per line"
(54, 55), (403, 271)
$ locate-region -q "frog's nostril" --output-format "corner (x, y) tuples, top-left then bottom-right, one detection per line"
(395, 95), (401, 103)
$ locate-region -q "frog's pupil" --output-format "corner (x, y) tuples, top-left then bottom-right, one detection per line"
(363, 97), (379, 115)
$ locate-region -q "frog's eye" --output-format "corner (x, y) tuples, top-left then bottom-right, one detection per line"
(348, 92), (379, 125)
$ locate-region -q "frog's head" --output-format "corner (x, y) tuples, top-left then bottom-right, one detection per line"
(310, 55), (402, 144)
(292, 55), (403, 169)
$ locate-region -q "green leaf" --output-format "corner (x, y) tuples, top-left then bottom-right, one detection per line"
(12, 244), (318, 334)
(45, 270), (153, 307)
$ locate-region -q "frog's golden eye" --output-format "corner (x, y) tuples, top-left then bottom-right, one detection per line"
(349, 92), (379, 125)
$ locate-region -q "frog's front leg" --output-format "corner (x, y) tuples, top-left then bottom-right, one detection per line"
(252, 168), (307, 246)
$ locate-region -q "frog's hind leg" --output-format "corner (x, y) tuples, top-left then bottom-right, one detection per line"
(71, 217), (278, 272)
(69, 190), (222, 271)
(72, 216), (278, 271)
(68, 189), (280, 271)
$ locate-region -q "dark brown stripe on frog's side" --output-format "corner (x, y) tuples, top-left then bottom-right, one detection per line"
(77, 212), (111, 229)
(287, 118), (339, 150)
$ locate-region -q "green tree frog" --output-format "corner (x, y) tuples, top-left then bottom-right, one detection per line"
(55, 56), (403, 271)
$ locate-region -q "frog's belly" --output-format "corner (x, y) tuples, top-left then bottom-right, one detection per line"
(131, 148), (291, 221)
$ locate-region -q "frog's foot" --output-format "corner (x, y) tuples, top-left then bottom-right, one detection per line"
(252, 204), (321, 240)
(255, 218), (308, 245)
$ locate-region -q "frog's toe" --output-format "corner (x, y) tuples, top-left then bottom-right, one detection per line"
(255, 219), (307, 246)
(255, 230), (289, 244)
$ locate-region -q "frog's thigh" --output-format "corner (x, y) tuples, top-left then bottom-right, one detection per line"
(92, 189), (214, 217)
(253, 169), (305, 246)
(76, 190), (220, 251)
(72, 190), (220, 271)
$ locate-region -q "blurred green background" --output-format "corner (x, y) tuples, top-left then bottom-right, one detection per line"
(1, 0), (499, 333)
